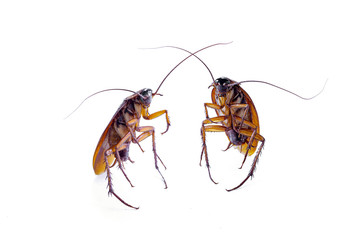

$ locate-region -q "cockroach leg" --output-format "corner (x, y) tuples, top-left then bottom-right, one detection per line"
(202, 115), (231, 155)
(115, 150), (134, 187)
(127, 156), (135, 163)
(104, 151), (139, 209)
(151, 128), (168, 189)
(126, 118), (145, 153)
(108, 132), (136, 187)
(233, 116), (257, 129)
(204, 103), (222, 123)
(135, 126), (168, 189)
(228, 103), (248, 133)
(143, 109), (171, 134)
(222, 142), (233, 152)
(202, 115), (228, 125)
(200, 147), (205, 166)
(201, 124), (228, 184)
(200, 127), (217, 184)
(154, 153), (167, 170)
(239, 127), (258, 169)
(226, 133), (265, 192)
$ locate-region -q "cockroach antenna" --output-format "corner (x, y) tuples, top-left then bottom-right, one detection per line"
(236, 79), (328, 100)
(64, 88), (138, 120)
(141, 41), (232, 95)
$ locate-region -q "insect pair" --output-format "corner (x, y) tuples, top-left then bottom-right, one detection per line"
(69, 42), (324, 209)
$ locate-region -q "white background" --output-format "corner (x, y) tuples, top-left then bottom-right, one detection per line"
(1, 0), (359, 239)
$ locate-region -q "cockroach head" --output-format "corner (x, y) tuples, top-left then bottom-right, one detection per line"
(139, 88), (153, 106)
(214, 77), (232, 96)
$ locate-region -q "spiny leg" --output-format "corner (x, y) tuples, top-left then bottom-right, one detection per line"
(203, 114), (258, 171)
(202, 115), (231, 154)
(200, 101), (227, 167)
(110, 132), (137, 202)
(226, 133), (265, 192)
(104, 151), (139, 209)
(230, 116), (259, 169)
(136, 126), (168, 189)
(136, 130), (167, 169)
(201, 124), (228, 184)
(115, 150), (134, 187)
(239, 127), (258, 169)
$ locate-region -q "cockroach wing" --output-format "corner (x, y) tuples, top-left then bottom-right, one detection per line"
(93, 117), (116, 175)
(93, 99), (131, 175)
(239, 86), (260, 156)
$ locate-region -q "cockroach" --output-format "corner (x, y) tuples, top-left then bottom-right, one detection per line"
(67, 42), (230, 209)
(159, 45), (326, 191)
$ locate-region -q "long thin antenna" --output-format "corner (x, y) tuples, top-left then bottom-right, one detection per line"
(156, 44), (327, 100)
(65, 88), (137, 119)
(238, 79), (328, 100)
(145, 45), (218, 84)
(148, 42), (232, 95)
(66, 42), (232, 119)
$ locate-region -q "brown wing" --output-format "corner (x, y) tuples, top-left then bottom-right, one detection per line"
(93, 117), (117, 175)
(92, 100), (128, 175)
(239, 86), (260, 156)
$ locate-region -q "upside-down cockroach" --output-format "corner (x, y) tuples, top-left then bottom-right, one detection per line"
(160, 45), (326, 191)
(67, 42), (230, 209)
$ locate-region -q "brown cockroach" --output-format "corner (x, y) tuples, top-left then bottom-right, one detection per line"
(159, 45), (325, 191)
(67, 42), (230, 209)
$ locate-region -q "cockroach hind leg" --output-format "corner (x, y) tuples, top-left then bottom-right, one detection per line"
(226, 140), (265, 192)
(225, 176), (250, 192)
(104, 155), (138, 209)
(109, 190), (139, 210)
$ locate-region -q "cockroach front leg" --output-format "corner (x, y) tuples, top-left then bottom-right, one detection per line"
(204, 103), (222, 123)
(201, 123), (227, 184)
(142, 108), (171, 134)
(135, 126), (168, 189)
(201, 116), (228, 163)
(202, 115), (233, 151)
